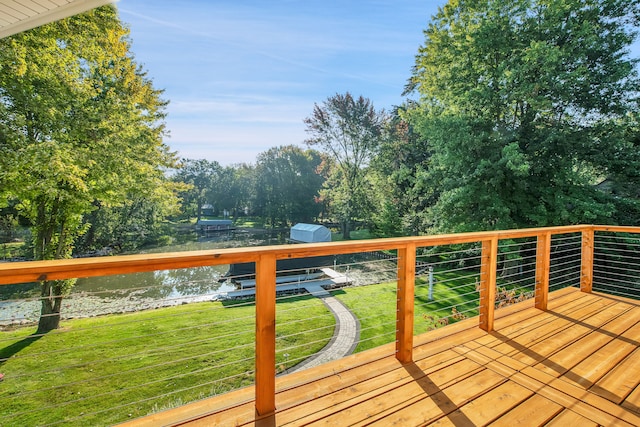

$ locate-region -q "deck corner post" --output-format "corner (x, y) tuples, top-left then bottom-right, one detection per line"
(396, 243), (416, 363)
(535, 231), (551, 310)
(581, 227), (595, 293)
(479, 238), (498, 332)
(255, 253), (277, 416)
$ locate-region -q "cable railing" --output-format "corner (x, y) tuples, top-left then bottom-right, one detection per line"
(0, 224), (638, 426)
(593, 230), (640, 299)
(549, 233), (583, 292)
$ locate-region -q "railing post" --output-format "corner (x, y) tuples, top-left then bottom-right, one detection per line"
(255, 253), (276, 416)
(581, 227), (594, 293)
(535, 232), (551, 310)
(396, 243), (416, 363)
(479, 238), (498, 332)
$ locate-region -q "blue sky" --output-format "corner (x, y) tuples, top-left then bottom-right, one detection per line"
(116, 1), (444, 165)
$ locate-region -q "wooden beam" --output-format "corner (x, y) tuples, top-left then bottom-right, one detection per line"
(479, 238), (498, 332)
(255, 253), (276, 416)
(581, 228), (595, 293)
(396, 243), (416, 363)
(535, 232), (551, 310)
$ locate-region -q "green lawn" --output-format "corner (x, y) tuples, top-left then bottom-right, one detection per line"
(0, 267), (515, 426)
(0, 295), (334, 427)
(333, 270), (482, 352)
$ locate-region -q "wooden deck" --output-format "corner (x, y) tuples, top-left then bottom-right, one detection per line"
(128, 286), (640, 426)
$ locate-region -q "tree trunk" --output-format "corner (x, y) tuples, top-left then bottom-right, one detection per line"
(196, 201), (202, 222)
(342, 220), (351, 240)
(36, 280), (63, 334)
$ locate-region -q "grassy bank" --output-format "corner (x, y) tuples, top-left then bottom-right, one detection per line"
(0, 268), (502, 426)
(0, 295), (334, 426)
(334, 271), (482, 352)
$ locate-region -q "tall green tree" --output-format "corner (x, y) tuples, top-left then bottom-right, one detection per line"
(405, 0), (640, 232)
(173, 158), (222, 221)
(0, 6), (178, 333)
(304, 93), (387, 238)
(373, 105), (434, 235)
(229, 163), (257, 217)
(254, 145), (325, 227)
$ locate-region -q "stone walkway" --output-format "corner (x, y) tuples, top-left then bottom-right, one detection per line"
(285, 284), (360, 373)
(225, 269), (361, 374)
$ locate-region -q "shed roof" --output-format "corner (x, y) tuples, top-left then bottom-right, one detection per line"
(290, 223), (331, 243)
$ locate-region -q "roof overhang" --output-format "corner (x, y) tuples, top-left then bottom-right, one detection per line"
(0, 0), (115, 39)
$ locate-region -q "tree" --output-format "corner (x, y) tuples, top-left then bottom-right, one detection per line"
(0, 6), (178, 333)
(405, 0), (640, 232)
(304, 93), (387, 238)
(373, 105), (434, 235)
(76, 194), (179, 254)
(210, 164), (257, 218)
(254, 145), (325, 227)
(228, 163), (257, 217)
(173, 159), (222, 221)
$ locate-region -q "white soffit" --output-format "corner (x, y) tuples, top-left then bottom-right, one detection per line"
(0, 0), (115, 38)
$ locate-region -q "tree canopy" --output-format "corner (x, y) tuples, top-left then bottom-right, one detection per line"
(304, 93), (387, 238)
(0, 5), (178, 332)
(401, 0), (640, 233)
(173, 159), (223, 221)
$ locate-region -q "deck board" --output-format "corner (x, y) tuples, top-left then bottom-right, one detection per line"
(533, 303), (638, 377)
(488, 394), (563, 426)
(428, 381), (534, 426)
(591, 347), (640, 404)
(361, 369), (506, 426)
(623, 384), (640, 414)
(544, 409), (599, 427)
(123, 287), (640, 427)
(560, 314), (640, 390)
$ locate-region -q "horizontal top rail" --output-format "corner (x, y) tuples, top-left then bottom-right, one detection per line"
(0, 224), (637, 286)
(592, 225), (640, 233)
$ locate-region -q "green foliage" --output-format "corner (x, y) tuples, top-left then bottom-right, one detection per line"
(403, 0), (640, 232)
(305, 93), (388, 238)
(374, 109), (433, 234)
(369, 199), (405, 238)
(171, 161), (257, 222)
(76, 196), (178, 253)
(0, 6), (178, 331)
(253, 145), (325, 227)
(216, 163), (255, 218)
(173, 158), (223, 220)
(331, 228), (373, 241)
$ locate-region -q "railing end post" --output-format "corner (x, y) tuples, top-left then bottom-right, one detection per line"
(396, 243), (416, 363)
(479, 238), (498, 332)
(535, 232), (551, 311)
(581, 228), (595, 293)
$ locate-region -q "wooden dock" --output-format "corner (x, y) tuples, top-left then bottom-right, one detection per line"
(227, 268), (350, 298)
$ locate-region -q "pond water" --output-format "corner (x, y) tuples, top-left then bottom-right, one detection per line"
(0, 228), (289, 325)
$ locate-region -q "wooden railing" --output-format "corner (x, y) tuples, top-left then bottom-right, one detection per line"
(1, 224), (638, 416)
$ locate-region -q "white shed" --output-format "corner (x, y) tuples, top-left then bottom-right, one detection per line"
(289, 223), (331, 243)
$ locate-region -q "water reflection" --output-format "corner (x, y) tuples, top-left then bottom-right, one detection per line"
(0, 228), (287, 324)
(73, 266), (233, 299)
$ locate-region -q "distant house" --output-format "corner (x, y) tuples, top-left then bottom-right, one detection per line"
(196, 219), (234, 232)
(201, 204), (215, 217)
